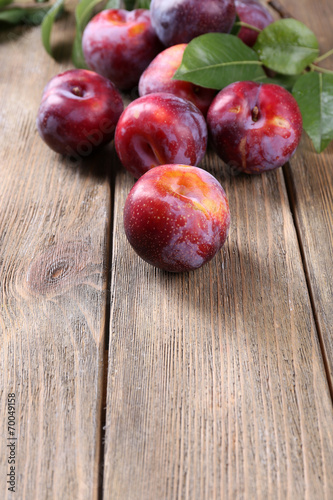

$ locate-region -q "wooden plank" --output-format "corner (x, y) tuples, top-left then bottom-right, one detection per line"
(280, 0), (333, 389)
(0, 18), (110, 499)
(104, 147), (333, 498)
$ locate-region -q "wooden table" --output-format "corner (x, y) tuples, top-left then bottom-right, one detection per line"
(0, 1), (332, 498)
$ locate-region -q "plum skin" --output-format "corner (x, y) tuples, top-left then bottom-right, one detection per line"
(150, 0), (236, 47)
(235, 0), (274, 47)
(82, 9), (163, 90)
(138, 43), (216, 116)
(207, 81), (303, 174)
(115, 92), (208, 179)
(123, 164), (231, 272)
(36, 69), (124, 157)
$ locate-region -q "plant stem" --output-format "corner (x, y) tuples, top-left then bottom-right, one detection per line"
(310, 64), (333, 75)
(235, 21), (261, 33)
(268, 0), (292, 19)
(315, 48), (333, 63)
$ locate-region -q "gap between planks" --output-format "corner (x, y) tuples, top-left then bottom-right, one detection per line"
(97, 147), (117, 500)
(282, 164), (333, 403)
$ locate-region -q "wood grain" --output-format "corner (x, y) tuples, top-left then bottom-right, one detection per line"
(0, 17), (111, 499)
(104, 2), (333, 496)
(0, 0), (332, 498)
(280, 0), (333, 391)
(104, 149), (333, 498)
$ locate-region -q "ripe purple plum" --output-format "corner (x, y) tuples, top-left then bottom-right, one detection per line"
(207, 81), (303, 174)
(150, 0), (236, 46)
(123, 164), (231, 272)
(82, 9), (162, 90)
(139, 43), (216, 116)
(235, 0), (274, 47)
(115, 92), (208, 179)
(36, 69), (123, 158)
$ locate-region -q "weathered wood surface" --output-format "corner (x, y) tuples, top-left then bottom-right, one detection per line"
(0, 0), (332, 499)
(283, 0), (333, 394)
(103, 1), (333, 499)
(104, 155), (333, 499)
(0, 16), (110, 500)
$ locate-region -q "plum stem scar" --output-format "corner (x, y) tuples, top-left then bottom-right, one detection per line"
(71, 86), (83, 97)
(252, 106), (259, 122)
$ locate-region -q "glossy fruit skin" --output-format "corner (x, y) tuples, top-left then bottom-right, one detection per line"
(82, 9), (162, 90)
(150, 0), (236, 46)
(115, 92), (208, 179)
(36, 69), (124, 157)
(207, 81), (303, 174)
(235, 0), (274, 47)
(138, 43), (216, 116)
(123, 164), (231, 272)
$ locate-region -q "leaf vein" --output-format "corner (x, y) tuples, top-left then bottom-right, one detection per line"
(179, 60), (263, 75)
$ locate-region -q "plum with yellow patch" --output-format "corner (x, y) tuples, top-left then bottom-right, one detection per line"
(82, 9), (162, 90)
(138, 44), (216, 116)
(207, 81), (303, 174)
(123, 164), (231, 272)
(115, 92), (208, 179)
(36, 69), (123, 157)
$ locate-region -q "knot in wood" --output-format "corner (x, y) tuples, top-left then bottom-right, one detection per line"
(26, 241), (90, 297)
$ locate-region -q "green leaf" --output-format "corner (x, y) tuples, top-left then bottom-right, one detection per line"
(124, 0), (136, 7)
(254, 19), (319, 75)
(105, 0), (122, 7)
(41, 0), (64, 55)
(0, 8), (26, 24)
(72, 31), (88, 68)
(122, 0), (150, 8)
(0, 5), (52, 25)
(0, 0), (13, 8)
(135, 0), (151, 8)
(230, 14), (241, 36)
(254, 73), (300, 91)
(75, 0), (103, 30)
(25, 5), (52, 25)
(292, 72), (333, 153)
(173, 33), (265, 90)
(71, 0), (104, 68)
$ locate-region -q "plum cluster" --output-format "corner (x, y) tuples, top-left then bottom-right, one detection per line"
(36, 0), (303, 272)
